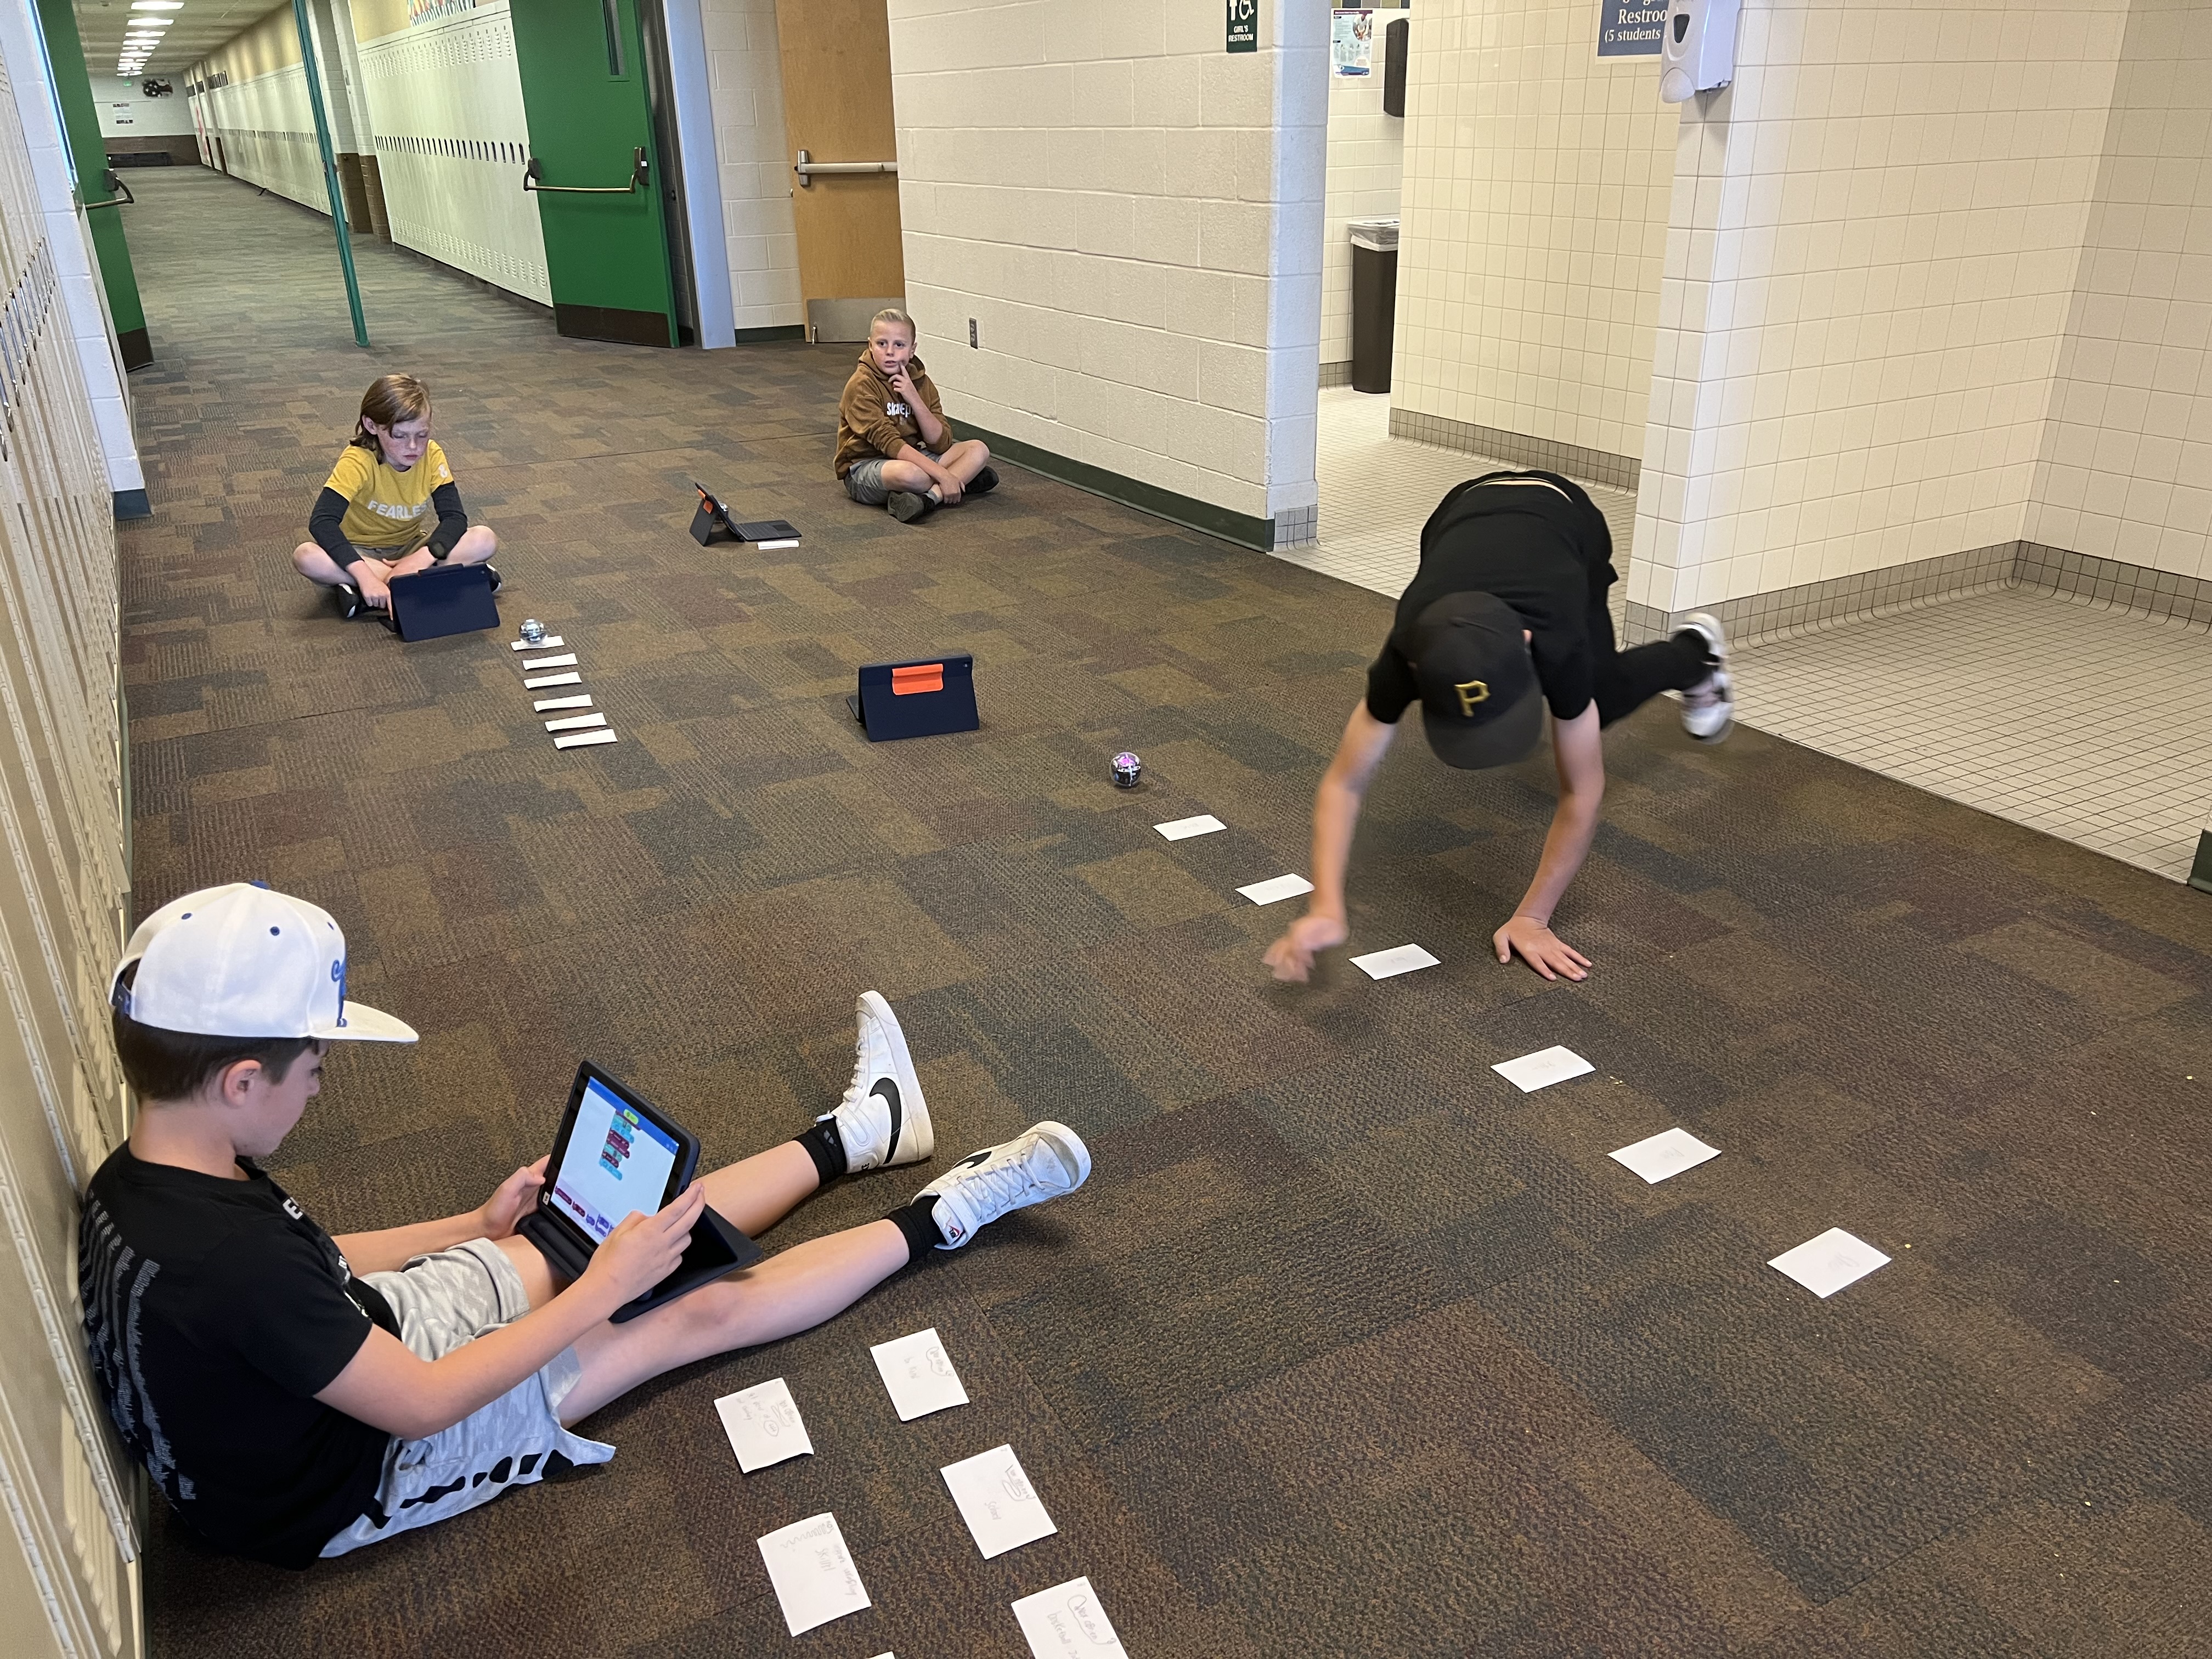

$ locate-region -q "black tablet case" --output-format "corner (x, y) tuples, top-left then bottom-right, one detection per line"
(517, 1202), (761, 1324)
(387, 562), (499, 641)
(848, 652), (979, 742)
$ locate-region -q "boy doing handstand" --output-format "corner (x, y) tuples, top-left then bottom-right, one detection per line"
(79, 882), (1091, 1567)
(835, 309), (997, 523)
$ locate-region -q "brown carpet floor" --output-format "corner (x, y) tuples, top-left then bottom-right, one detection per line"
(122, 166), (2212, 1658)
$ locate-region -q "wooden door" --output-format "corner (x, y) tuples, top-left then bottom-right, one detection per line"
(772, 0), (904, 340)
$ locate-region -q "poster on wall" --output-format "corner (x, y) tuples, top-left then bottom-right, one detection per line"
(1597, 1), (1668, 56)
(1332, 10), (1375, 76)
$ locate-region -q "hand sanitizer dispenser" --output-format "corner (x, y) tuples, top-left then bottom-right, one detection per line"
(1661, 0), (1741, 103)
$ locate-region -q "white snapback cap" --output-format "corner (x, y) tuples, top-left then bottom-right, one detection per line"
(112, 883), (416, 1043)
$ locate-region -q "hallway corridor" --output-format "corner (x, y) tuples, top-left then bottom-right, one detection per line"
(121, 171), (2212, 1659)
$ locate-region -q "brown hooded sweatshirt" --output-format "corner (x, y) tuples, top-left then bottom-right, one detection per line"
(834, 345), (953, 479)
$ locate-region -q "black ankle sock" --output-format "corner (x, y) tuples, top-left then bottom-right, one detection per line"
(884, 1197), (943, 1265)
(794, 1120), (847, 1184)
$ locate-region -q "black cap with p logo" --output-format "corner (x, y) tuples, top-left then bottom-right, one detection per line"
(1403, 591), (1545, 769)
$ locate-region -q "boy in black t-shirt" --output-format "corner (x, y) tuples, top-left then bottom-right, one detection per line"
(1263, 471), (1735, 986)
(81, 882), (1092, 1567)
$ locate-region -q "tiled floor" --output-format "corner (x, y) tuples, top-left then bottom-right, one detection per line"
(1296, 387), (2212, 884)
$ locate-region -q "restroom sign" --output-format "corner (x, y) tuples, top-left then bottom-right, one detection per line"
(1227, 0), (1258, 53)
(1598, 0), (1667, 55)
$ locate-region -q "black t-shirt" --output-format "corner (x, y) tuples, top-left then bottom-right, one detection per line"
(78, 1145), (399, 1568)
(1367, 475), (1618, 725)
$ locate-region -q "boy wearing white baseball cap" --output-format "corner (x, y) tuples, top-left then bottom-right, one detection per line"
(79, 882), (1092, 1567)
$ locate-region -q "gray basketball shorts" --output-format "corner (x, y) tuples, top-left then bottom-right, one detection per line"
(318, 1238), (614, 1558)
(844, 452), (941, 505)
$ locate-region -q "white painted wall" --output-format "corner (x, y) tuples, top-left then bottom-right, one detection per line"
(2025, 0), (2212, 583)
(1391, 0), (1673, 464)
(1631, 0), (2133, 619)
(697, 0), (802, 334)
(1320, 42), (1403, 371)
(93, 78), (196, 139)
(889, 0), (1324, 540)
(351, 0), (550, 304)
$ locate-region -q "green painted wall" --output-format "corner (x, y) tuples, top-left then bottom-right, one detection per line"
(35, 0), (150, 364)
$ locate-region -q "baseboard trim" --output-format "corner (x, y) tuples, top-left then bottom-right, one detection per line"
(2191, 830), (2212, 896)
(1319, 360), (1353, 388)
(1624, 539), (2212, 648)
(953, 424), (1277, 551)
(1387, 408), (1640, 492)
(116, 327), (152, 372)
(112, 488), (150, 521)
(732, 324), (806, 344)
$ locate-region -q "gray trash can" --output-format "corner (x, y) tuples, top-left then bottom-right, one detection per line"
(1348, 217), (1400, 394)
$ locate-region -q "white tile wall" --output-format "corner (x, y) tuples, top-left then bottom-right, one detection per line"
(887, 0), (1324, 527)
(1321, 60), (1403, 370)
(2025, 0), (2212, 584)
(696, 0), (802, 333)
(1391, 1), (1673, 465)
(1632, 0), (2135, 620)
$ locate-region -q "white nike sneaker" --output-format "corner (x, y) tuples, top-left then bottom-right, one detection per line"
(1678, 611), (1734, 742)
(819, 991), (933, 1173)
(914, 1121), (1092, 1249)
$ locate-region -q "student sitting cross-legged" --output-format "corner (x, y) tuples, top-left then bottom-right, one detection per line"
(78, 882), (1091, 1568)
(834, 308), (997, 523)
(291, 373), (500, 618)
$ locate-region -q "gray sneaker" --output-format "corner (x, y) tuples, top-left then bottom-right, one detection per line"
(819, 991), (932, 1172)
(1679, 612), (1734, 742)
(914, 1121), (1091, 1249)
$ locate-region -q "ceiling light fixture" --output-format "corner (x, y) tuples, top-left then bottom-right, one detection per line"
(129, 1), (186, 9)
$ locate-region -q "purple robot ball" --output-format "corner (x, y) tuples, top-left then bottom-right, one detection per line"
(1111, 751), (1142, 789)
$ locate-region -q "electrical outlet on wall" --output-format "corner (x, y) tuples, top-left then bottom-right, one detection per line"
(969, 318), (978, 348)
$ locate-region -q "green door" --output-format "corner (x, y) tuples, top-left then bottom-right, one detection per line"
(510, 0), (677, 347)
(36, 0), (151, 369)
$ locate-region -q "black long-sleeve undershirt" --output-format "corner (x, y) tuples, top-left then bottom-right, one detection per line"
(308, 481), (470, 570)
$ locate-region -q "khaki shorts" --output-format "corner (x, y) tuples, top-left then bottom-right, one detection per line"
(318, 1239), (614, 1558)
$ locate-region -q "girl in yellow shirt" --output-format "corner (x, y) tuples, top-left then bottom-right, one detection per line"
(291, 374), (499, 617)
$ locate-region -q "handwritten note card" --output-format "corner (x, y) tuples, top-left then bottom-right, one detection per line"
(941, 1444), (1057, 1559)
(756, 1513), (869, 1635)
(870, 1328), (969, 1421)
(715, 1377), (813, 1473)
(1237, 874), (1314, 906)
(1154, 814), (1226, 840)
(1011, 1577), (1128, 1659)
(1351, 944), (1439, 979)
(1491, 1045), (1595, 1092)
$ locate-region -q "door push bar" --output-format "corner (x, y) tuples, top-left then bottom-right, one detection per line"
(81, 170), (136, 211)
(793, 149), (898, 188)
(523, 146), (649, 195)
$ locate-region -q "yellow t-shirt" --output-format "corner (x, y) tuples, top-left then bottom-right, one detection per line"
(321, 440), (454, 551)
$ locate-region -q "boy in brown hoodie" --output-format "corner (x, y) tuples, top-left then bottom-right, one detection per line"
(834, 309), (997, 523)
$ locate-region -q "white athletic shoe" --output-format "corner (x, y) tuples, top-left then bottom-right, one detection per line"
(914, 1121), (1092, 1249)
(819, 991), (933, 1173)
(1678, 612), (1734, 743)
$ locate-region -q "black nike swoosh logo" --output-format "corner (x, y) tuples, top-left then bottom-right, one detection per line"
(872, 1076), (902, 1163)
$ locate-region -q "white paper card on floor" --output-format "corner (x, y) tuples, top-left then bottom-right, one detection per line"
(1492, 1045), (1595, 1092)
(755, 1513), (869, 1636)
(521, 653), (578, 670)
(533, 694), (592, 712)
(544, 712), (607, 733)
(1769, 1228), (1891, 1298)
(1610, 1127), (1720, 1184)
(511, 636), (564, 651)
(1351, 943), (1439, 980)
(941, 1443), (1057, 1560)
(523, 671), (583, 689)
(757, 538), (800, 550)
(1154, 814), (1226, 840)
(1011, 1577), (1128, 1659)
(554, 729), (618, 749)
(870, 1327), (969, 1421)
(1237, 873), (1314, 906)
(714, 1377), (813, 1473)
